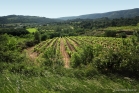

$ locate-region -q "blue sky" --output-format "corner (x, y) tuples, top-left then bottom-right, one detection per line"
(0, 0), (139, 18)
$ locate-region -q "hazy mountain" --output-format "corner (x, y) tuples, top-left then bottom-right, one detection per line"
(1, 8), (139, 24)
(0, 15), (61, 24)
(59, 8), (139, 20)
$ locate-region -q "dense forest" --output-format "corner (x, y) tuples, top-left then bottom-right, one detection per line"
(69, 16), (139, 29)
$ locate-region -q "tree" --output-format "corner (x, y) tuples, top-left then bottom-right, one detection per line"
(34, 31), (41, 43)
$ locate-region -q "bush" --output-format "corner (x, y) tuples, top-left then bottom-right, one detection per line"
(94, 48), (139, 77)
(73, 69), (86, 79)
(117, 32), (127, 38)
(71, 52), (82, 68)
(41, 34), (49, 41)
(104, 30), (116, 37)
(94, 50), (122, 73)
(25, 40), (35, 47)
(71, 45), (94, 67)
(0, 34), (25, 63)
(43, 47), (63, 68)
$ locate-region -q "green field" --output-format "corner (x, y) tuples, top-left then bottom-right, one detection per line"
(26, 28), (37, 33)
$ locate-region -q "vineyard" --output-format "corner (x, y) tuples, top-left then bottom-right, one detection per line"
(26, 36), (139, 71)
(1, 7), (139, 93)
(1, 35), (139, 93)
(1, 31), (139, 93)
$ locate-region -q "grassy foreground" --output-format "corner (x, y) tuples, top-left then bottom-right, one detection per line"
(0, 69), (139, 93)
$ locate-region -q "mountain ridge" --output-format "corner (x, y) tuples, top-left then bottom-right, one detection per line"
(0, 8), (139, 24)
(58, 8), (139, 20)
(0, 15), (61, 24)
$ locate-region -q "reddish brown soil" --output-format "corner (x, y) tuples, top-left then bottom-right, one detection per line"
(60, 38), (70, 68)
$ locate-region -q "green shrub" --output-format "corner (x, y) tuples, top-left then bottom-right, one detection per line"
(117, 32), (127, 38)
(71, 45), (94, 68)
(34, 31), (41, 44)
(43, 47), (63, 68)
(94, 48), (139, 77)
(73, 69), (86, 79)
(104, 30), (116, 37)
(41, 34), (48, 41)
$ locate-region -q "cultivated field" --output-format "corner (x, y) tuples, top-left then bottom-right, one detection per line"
(27, 36), (134, 68)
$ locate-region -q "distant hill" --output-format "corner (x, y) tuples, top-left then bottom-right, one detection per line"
(1, 8), (139, 24)
(0, 15), (61, 24)
(59, 8), (139, 20)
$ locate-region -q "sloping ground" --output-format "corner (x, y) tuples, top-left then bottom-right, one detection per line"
(25, 38), (71, 68)
(69, 39), (78, 47)
(1, 72), (139, 93)
(65, 38), (76, 51)
(69, 38), (79, 46)
(60, 38), (70, 68)
(26, 47), (39, 61)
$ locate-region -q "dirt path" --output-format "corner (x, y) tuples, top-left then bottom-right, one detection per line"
(26, 47), (39, 61)
(60, 38), (70, 68)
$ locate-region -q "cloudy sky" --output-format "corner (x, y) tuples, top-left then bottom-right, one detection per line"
(0, 0), (138, 18)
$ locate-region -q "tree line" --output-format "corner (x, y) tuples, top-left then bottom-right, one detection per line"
(70, 16), (139, 29)
(0, 28), (29, 36)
